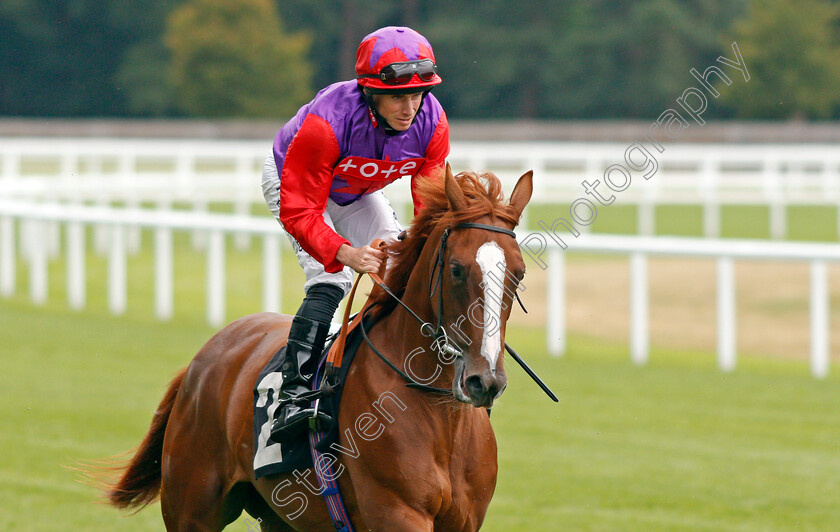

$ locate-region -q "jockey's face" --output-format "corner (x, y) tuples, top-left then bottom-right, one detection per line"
(373, 92), (424, 131)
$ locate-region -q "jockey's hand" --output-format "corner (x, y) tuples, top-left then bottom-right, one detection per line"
(336, 244), (385, 274)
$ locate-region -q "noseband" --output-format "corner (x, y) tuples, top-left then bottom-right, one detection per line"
(360, 221), (518, 394)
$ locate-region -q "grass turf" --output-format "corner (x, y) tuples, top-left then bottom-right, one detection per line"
(1, 301), (838, 531)
(488, 329), (840, 531)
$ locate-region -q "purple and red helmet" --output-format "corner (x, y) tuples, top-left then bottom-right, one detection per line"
(355, 26), (442, 92)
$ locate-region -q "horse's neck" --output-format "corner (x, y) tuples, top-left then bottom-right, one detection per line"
(356, 263), (481, 441)
(366, 305), (475, 429)
(376, 292), (448, 383)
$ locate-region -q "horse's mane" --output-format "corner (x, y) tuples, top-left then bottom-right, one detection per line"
(369, 170), (521, 318)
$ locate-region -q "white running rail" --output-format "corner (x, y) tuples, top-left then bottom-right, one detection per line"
(529, 232), (839, 378)
(1, 199), (836, 378)
(2, 138), (840, 237)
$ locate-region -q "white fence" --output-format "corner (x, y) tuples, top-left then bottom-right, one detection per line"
(535, 233), (839, 378)
(0, 199), (836, 378)
(2, 138), (840, 237)
(0, 200), (285, 327)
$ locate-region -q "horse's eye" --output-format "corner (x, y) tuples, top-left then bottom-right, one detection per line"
(450, 263), (465, 280)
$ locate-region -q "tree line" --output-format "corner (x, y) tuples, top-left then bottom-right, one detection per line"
(1, 0), (838, 120)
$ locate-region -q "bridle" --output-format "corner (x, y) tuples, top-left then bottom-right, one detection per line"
(315, 218), (555, 408)
(359, 221), (520, 395)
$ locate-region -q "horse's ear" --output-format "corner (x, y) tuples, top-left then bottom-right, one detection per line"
(509, 170), (534, 221)
(444, 163), (467, 211)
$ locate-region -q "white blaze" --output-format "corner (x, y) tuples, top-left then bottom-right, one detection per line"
(476, 241), (505, 370)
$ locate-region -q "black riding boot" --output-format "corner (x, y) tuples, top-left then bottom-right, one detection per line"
(269, 283), (344, 443)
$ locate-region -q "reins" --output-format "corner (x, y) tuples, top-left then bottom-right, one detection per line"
(321, 242), (452, 396)
(322, 222), (521, 396)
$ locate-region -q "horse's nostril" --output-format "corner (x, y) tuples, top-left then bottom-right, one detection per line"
(465, 375), (485, 398)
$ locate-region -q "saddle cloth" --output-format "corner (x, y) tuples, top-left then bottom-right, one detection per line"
(252, 318), (367, 479)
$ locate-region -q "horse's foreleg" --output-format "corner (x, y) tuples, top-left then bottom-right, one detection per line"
(358, 501), (434, 532)
(348, 485), (434, 532)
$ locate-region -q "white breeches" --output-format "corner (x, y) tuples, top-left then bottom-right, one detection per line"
(261, 153), (403, 295)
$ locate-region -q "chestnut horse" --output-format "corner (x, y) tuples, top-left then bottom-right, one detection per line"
(105, 167), (533, 531)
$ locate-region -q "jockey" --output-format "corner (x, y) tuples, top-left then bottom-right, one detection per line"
(261, 26), (449, 443)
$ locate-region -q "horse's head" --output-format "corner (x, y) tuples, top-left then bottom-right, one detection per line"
(376, 165), (532, 408)
(436, 165), (532, 407)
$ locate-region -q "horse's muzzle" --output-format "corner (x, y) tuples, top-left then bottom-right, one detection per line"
(462, 365), (507, 408)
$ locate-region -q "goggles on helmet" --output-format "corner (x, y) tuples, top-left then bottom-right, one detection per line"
(358, 59), (438, 86)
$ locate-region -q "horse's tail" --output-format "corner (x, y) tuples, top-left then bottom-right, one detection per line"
(106, 367), (186, 510)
